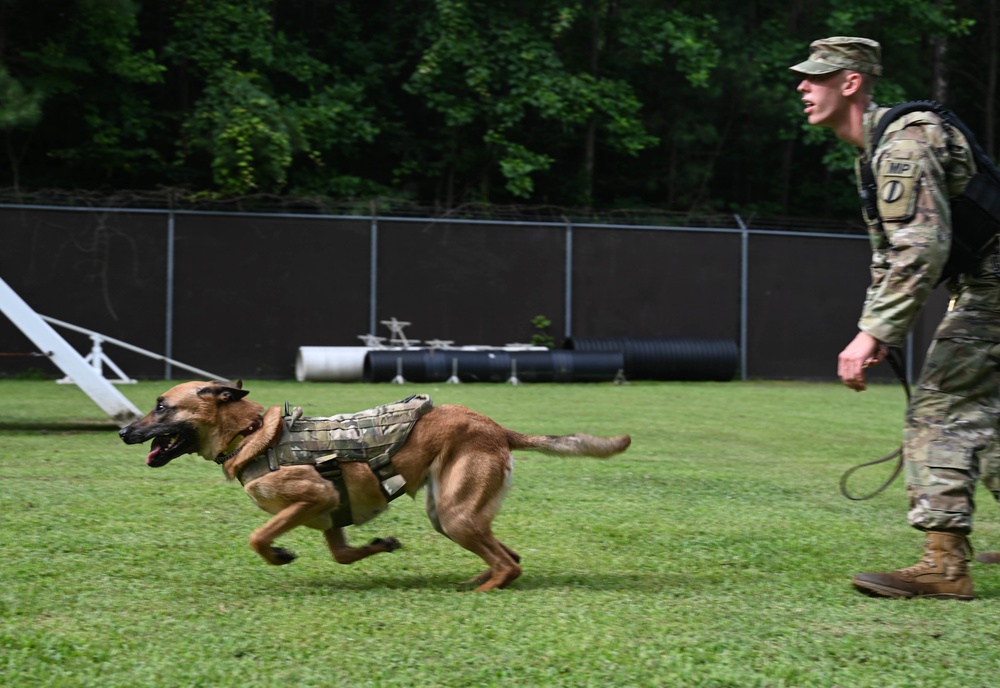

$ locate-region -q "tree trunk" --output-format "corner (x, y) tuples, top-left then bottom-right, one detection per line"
(987, 0), (998, 159)
(665, 129), (677, 209)
(5, 134), (20, 194)
(779, 139), (795, 213)
(446, 164), (455, 210)
(931, 34), (948, 103)
(583, 4), (603, 207)
(688, 98), (735, 212)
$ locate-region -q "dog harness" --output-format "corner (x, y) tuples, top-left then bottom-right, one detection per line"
(236, 394), (434, 527)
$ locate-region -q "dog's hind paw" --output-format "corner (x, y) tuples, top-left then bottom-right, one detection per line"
(370, 537), (402, 552)
(271, 547), (297, 565)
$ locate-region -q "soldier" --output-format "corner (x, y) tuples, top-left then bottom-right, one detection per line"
(790, 36), (1000, 599)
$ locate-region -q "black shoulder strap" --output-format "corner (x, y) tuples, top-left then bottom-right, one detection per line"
(868, 101), (928, 158)
(861, 101), (1000, 226)
(870, 100), (1000, 183)
(863, 101), (1000, 284)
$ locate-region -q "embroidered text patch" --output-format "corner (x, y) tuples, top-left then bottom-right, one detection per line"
(876, 142), (922, 222)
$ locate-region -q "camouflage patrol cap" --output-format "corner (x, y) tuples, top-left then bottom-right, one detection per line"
(789, 36), (882, 77)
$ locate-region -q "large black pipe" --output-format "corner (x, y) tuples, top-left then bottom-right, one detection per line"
(565, 337), (738, 381)
(507, 350), (624, 382)
(363, 349), (624, 383)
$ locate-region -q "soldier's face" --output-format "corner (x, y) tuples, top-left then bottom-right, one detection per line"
(796, 71), (850, 128)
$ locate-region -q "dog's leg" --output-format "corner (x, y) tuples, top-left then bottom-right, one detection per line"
(500, 542), (521, 564)
(429, 455), (521, 591)
(458, 541), (523, 587)
(453, 532), (521, 591)
(323, 528), (402, 564)
(249, 500), (333, 565)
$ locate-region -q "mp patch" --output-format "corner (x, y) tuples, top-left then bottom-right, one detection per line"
(877, 143), (921, 222)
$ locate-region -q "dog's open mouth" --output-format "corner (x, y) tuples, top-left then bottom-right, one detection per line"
(147, 435), (185, 467)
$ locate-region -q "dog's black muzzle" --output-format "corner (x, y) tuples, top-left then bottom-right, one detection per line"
(119, 423), (151, 445)
(119, 420), (199, 467)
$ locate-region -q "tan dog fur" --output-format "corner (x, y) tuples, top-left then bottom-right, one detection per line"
(120, 380), (631, 591)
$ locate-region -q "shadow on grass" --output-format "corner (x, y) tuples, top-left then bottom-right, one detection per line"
(0, 420), (121, 432)
(287, 570), (682, 593)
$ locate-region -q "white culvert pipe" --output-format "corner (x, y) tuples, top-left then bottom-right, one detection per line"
(295, 346), (371, 382)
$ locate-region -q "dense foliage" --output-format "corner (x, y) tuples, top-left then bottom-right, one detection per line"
(0, 1), (995, 223)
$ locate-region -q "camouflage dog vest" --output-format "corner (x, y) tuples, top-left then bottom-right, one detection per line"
(237, 394), (434, 526)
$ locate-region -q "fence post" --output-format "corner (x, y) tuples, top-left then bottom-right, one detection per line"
(165, 210), (175, 379)
(564, 217), (573, 340)
(369, 202), (379, 336)
(734, 213), (748, 381)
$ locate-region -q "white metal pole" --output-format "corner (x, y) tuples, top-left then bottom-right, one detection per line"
(0, 276), (142, 425)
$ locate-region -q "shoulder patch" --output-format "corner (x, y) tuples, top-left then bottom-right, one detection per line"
(875, 140), (923, 222)
(883, 159), (917, 178)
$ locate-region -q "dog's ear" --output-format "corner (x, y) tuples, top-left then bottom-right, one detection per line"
(197, 380), (250, 403)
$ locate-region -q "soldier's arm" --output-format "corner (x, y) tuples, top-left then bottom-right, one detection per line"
(857, 120), (952, 346)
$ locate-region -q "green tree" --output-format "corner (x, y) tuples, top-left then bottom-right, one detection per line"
(404, 0), (660, 202)
(0, 66), (42, 191)
(166, 0), (379, 195)
(0, 0), (993, 224)
(0, 0), (165, 187)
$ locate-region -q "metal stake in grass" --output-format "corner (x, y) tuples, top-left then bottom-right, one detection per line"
(392, 357), (405, 384)
(446, 357), (461, 384)
(507, 358), (520, 386)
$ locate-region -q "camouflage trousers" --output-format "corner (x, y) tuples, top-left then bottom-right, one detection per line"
(905, 253), (1000, 533)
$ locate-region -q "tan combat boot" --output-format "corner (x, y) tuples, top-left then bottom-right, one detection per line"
(852, 531), (974, 600)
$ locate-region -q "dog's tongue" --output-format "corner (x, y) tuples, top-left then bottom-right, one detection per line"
(146, 444), (162, 465)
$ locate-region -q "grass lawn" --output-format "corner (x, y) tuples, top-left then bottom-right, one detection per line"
(2, 378), (1000, 687)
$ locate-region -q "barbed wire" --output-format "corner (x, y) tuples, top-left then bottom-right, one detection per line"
(0, 187), (866, 234)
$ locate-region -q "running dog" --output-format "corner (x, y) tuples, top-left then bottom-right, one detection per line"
(119, 380), (630, 591)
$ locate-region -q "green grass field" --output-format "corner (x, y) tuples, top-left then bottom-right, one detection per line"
(3, 378), (1000, 687)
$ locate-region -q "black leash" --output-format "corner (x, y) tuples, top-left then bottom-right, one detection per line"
(839, 346), (910, 501)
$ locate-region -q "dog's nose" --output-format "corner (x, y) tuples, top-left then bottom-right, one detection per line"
(118, 426), (129, 439)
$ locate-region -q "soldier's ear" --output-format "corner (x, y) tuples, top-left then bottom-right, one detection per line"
(842, 71), (863, 97)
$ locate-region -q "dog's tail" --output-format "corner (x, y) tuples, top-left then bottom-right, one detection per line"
(505, 430), (631, 458)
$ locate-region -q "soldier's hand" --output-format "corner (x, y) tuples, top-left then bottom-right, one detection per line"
(865, 343), (890, 368)
(838, 331), (881, 392)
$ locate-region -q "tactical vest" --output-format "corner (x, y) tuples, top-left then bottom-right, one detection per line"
(237, 394), (434, 526)
(859, 101), (1000, 284)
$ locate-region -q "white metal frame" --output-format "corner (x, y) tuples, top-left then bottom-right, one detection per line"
(1, 276), (229, 425)
(0, 276), (142, 425)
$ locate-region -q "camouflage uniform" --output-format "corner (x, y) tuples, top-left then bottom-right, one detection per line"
(856, 104), (1000, 534)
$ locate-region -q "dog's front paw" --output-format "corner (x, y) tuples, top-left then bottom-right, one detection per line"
(370, 537), (402, 552)
(270, 547), (297, 565)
